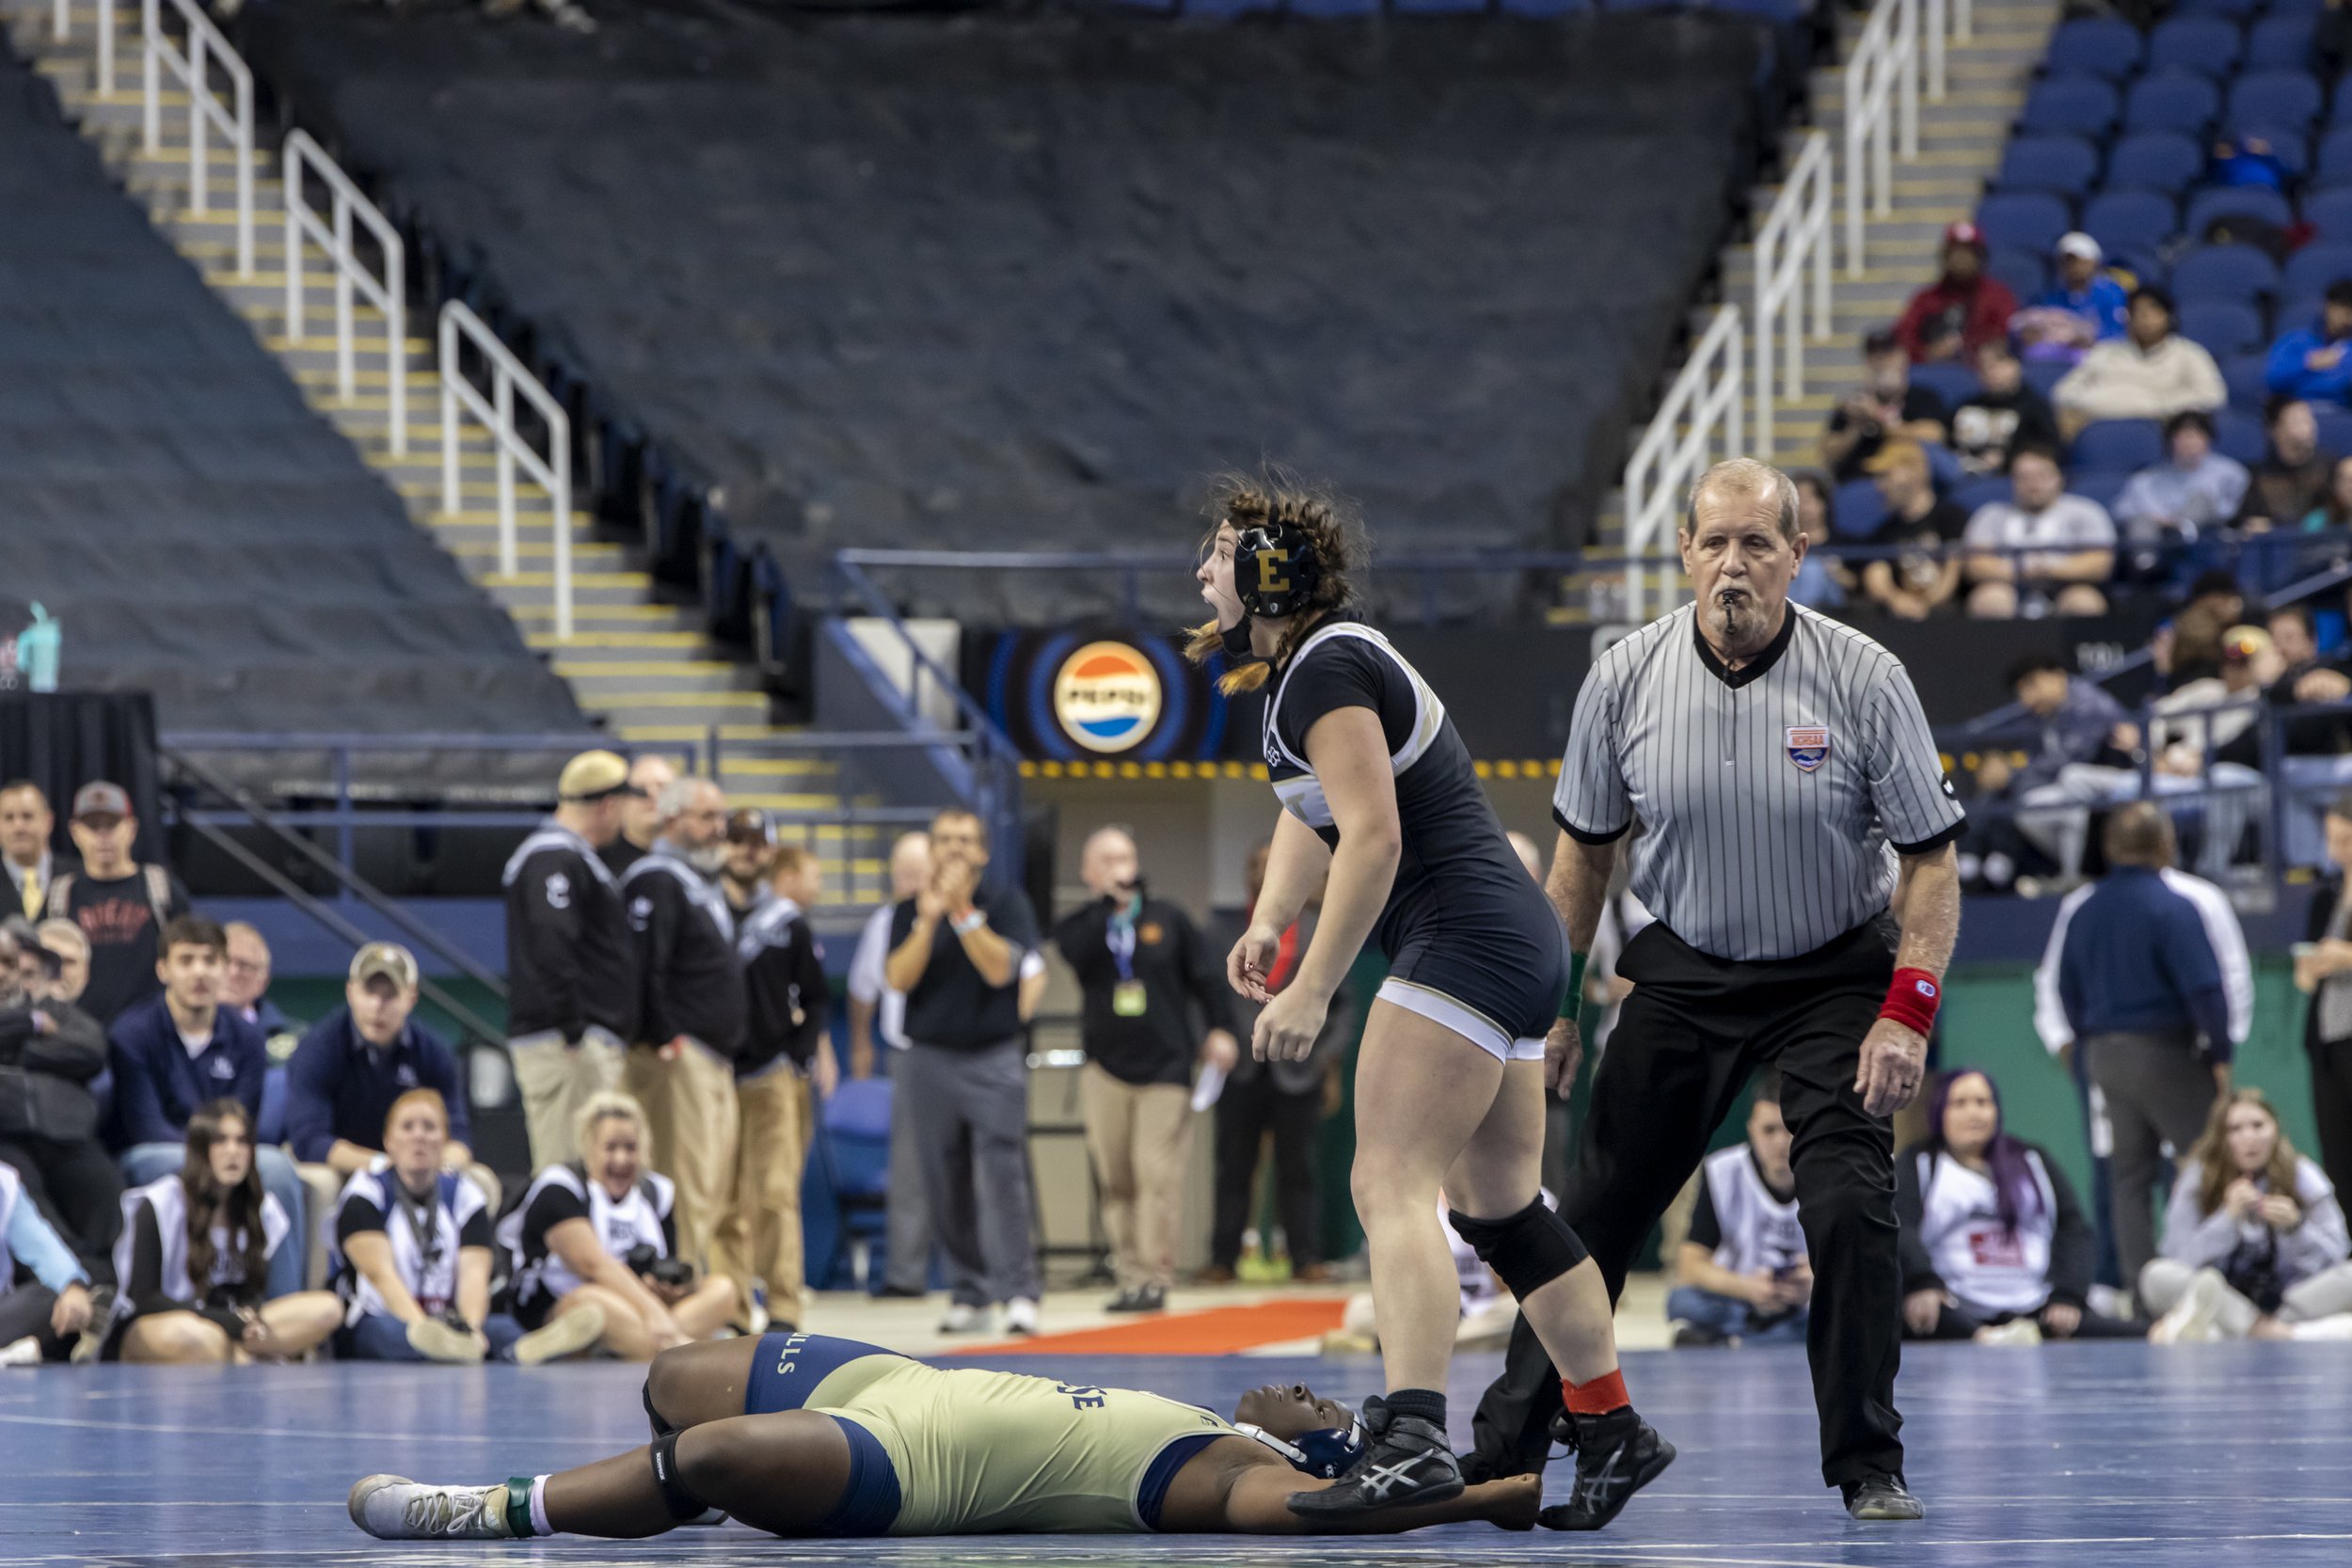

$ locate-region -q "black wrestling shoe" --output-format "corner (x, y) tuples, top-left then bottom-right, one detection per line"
(1843, 1473), (1926, 1521)
(1104, 1285), (1166, 1313)
(1285, 1396), (1464, 1519)
(1536, 1409), (1677, 1531)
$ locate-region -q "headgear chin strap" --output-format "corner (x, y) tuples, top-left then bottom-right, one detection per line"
(1235, 518), (1322, 620)
(1235, 1417), (1366, 1480)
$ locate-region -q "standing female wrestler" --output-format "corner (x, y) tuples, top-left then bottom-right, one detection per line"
(1185, 477), (1669, 1527)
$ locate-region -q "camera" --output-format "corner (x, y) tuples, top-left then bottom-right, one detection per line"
(624, 1243), (695, 1291)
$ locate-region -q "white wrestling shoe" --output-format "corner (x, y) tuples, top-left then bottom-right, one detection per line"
(0, 1336), (42, 1367)
(348, 1476), (515, 1540)
(2152, 1270), (2230, 1344)
(405, 1318), (486, 1365)
(938, 1302), (989, 1334)
(1004, 1298), (1040, 1336)
(512, 1304), (605, 1366)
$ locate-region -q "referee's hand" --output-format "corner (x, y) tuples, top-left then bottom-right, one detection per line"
(1544, 1018), (1582, 1102)
(1853, 1019), (1930, 1117)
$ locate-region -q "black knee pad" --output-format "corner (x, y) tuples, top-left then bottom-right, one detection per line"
(1448, 1197), (1589, 1302)
(643, 1376), (679, 1440)
(647, 1431), (711, 1522)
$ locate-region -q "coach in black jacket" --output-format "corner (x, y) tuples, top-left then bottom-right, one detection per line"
(502, 751), (643, 1169)
(619, 776), (745, 1276)
(0, 918), (117, 1279)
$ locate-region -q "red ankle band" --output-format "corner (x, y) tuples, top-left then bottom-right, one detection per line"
(1563, 1369), (1629, 1417)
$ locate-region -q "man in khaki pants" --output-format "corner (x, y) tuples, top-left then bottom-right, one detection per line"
(502, 751), (642, 1167)
(1050, 827), (1238, 1314)
(619, 777), (745, 1277)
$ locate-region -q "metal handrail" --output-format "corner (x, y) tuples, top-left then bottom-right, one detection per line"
(439, 300), (572, 640)
(1753, 131), (1834, 454)
(284, 131), (407, 455)
(1843, 0), (1920, 277)
(142, 0), (253, 277)
(1621, 304), (1742, 626)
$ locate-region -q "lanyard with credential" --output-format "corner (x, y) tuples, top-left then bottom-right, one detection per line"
(1107, 901), (1147, 1018)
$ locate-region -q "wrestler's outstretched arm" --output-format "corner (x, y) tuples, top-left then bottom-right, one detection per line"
(1160, 1442), (1540, 1534)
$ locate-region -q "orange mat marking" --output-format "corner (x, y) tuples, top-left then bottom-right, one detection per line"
(947, 1297), (1346, 1357)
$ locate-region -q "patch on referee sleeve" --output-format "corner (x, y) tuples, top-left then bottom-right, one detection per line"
(1786, 725), (1829, 772)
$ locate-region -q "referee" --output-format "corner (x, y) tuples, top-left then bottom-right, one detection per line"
(1464, 457), (1963, 1522)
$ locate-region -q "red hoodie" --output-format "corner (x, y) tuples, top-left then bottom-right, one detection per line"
(1894, 275), (2019, 364)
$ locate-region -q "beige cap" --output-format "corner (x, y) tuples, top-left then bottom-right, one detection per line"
(349, 942), (420, 991)
(557, 749), (642, 802)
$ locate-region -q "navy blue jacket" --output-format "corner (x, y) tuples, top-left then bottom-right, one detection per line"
(2058, 867), (2235, 1061)
(107, 996), (268, 1148)
(283, 1007), (469, 1164)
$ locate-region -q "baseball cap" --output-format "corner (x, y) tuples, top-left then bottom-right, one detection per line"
(725, 807), (775, 847)
(2220, 626), (2272, 664)
(349, 942), (420, 990)
(70, 781), (131, 823)
(557, 749), (643, 803)
(2056, 231), (2102, 264)
(1944, 220), (1986, 251)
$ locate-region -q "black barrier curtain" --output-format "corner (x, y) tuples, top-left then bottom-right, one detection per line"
(0, 692), (167, 865)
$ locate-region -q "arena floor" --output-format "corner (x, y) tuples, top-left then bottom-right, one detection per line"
(7, 1334), (2344, 1568)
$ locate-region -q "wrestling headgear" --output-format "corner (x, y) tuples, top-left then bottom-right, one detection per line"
(1234, 516), (1323, 620)
(1235, 1416), (1367, 1480)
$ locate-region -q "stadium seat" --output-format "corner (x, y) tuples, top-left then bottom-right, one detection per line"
(2069, 468), (2133, 508)
(2284, 243), (2352, 301)
(2044, 17), (2143, 80)
(2216, 406), (2268, 463)
(2082, 190), (2180, 264)
(2185, 184), (2295, 236)
(1911, 361), (1980, 409)
(1185, 0), (1281, 15)
(2280, 291), (2328, 332)
(2173, 0), (2258, 19)
(2266, 0), (2324, 14)
(2246, 15), (2317, 70)
(2317, 405), (2352, 458)
(1290, 0), (1378, 15)
(1713, 0), (1811, 19)
(2124, 71), (2221, 137)
(2147, 18), (2245, 78)
(2170, 243), (2281, 304)
(1994, 135), (2100, 198)
(2228, 71), (2324, 132)
(2304, 185), (2352, 237)
(1834, 476), (1884, 538)
(1987, 246), (2049, 302)
(1977, 191), (2074, 257)
(2223, 351), (2271, 411)
(2106, 132), (2204, 195)
(2073, 419), (2166, 471)
(2022, 75), (2121, 138)
(1396, 0), (1487, 12)
(2315, 129), (2352, 190)
(1952, 474), (2011, 516)
(2025, 358), (2070, 398)
(1498, 0), (1592, 13)
(2180, 298), (2265, 356)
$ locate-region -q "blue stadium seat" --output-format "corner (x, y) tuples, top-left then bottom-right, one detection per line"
(1185, 0), (1281, 15)
(2025, 358), (2069, 398)
(2106, 132), (2204, 195)
(1977, 191), (2074, 257)
(2125, 71), (2222, 137)
(2268, 0), (2326, 15)
(2222, 351), (2271, 411)
(2180, 297), (2265, 356)
(1833, 476), (1884, 538)
(2315, 128), (2352, 190)
(2174, 0), (2259, 18)
(2229, 71), (2324, 132)
(2022, 75), (2121, 138)
(1713, 0), (1811, 18)
(1499, 0), (1590, 14)
(1397, 0), (1487, 12)
(2147, 18), (2245, 77)
(2304, 185), (2352, 237)
(2216, 406), (2268, 463)
(1987, 246), (2049, 302)
(2170, 242), (2281, 304)
(2239, 128), (2312, 181)
(2185, 183), (2296, 236)
(2284, 243), (2352, 301)
(2247, 15), (2317, 70)
(1291, 0), (1378, 14)
(2045, 17), (2144, 80)
(2082, 190), (2180, 264)
(1953, 474), (2012, 516)
(2069, 468), (2134, 508)
(2073, 419), (2166, 470)
(1911, 361), (1980, 408)
(2317, 405), (2352, 458)
(1994, 135), (2100, 198)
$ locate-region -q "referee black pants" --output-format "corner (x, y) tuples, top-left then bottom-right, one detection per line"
(1465, 916), (1905, 1491)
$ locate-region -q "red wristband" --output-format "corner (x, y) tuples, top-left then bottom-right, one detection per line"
(1880, 968), (1941, 1036)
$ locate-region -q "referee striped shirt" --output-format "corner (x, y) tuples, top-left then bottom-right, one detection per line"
(1553, 603), (1964, 962)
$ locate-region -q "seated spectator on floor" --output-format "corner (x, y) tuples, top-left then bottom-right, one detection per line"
(2146, 1088), (2352, 1341)
(1951, 337), (2062, 475)
(1898, 1069), (2139, 1344)
(0, 919), (118, 1283)
(495, 1091), (737, 1362)
(101, 1099), (342, 1364)
(2235, 398), (2333, 533)
(1820, 329), (1949, 482)
(1894, 220), (2018, 364)
(2054, 287), (2227, 436)
(1787, 469), (1849, 610)
(111, 915), (307, 1300)
(0, 1158), (94, 1365)
(2015, 232), (2131, 364)
(220, 923), (299, 1061)
(1962, 443), (2118, 618)
(1856, 439), (1967, 620)
(2112, 411), (2251, 574)
(333, 1088), (600, 1367)
(2265, 283), (2352, 407)
(1665, 1076), (1809, 1349)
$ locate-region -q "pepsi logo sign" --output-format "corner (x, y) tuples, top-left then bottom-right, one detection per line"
(1053, 641), (1163, 753)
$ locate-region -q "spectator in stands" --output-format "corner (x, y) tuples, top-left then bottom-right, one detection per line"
(599, 753), (676, 879)
(2111, 412), (2251, 575)
(36, 921), (87, 1006)
(619, 776), (745, 1280)
(504, 750), (640, 1168)
(2053, 287), (2227, 436)
(48, 783), (188, 1025)
(2151, 624), (2275, 770)
(0, 920), (117, 1282)
(106, 1100), (342, 1364)
(220, 923), (297, 1056)
(2154, 571), (2249, 686)
(1951, 337), (2060, 476)
(717, 808), (774, 920)
(1053, 827), (1237, 1315)
(2235, 398), (2333, 532)
(2145, 1089), (2352, 1341)
(845, 829), (933, 1298)
(1897, 1069), (2137, 1343)
(1998, 654), (2134, 798)
(332, 1087), (598, 1365)
(2298, 795), (2352, 1200)
(1893, 220), (2018, 364)
(1961, 443), (2118, 618)
(1820, 329), (1949, 482)
(0, 782), (64, 924)
(111, 916), (308, 1301)
(713, 847), (836, 1335)
(0, 1159), (94, 1364)
(1664, 1076), (1808, 1348)
(2056, 804), (2249, 1306)
(1787, 470), (1848, 610)
(2210, 133), (2288, 194)
(885, 806), (1042, 1336)
(1853, 439), (1965, 620)
(498, 1091), (737, 1360)
(2015, 232), (2129, 361)
(2265, 282), (2352, 407)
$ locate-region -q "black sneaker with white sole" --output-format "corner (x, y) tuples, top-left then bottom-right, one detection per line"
(1284, 1396), (1464, 1519)
(1536, 1408), (1677, 1531)
(1843, 1472), (1926, 1521)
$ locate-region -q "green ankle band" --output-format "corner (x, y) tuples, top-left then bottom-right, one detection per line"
(503, 1477), (537, 1539)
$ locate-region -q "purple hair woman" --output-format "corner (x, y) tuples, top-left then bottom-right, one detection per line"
(1893, 1069), (2142, 1343)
